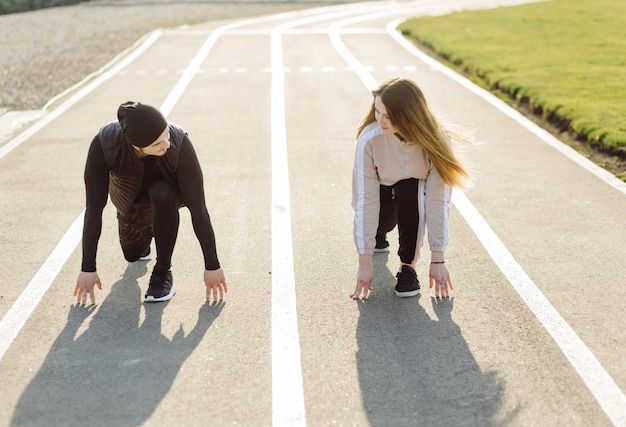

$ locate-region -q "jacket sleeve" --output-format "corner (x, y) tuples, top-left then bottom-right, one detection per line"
(352, 137), (380, 255)
(175, 136), (220, 270)
(81, 135), (109, 272)
(423, 161), (451, 253)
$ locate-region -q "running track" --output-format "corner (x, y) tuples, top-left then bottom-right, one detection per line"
(1, 1), (625, 425)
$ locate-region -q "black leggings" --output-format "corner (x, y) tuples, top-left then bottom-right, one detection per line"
(118, 180), (180, 268)
(376, 178), (420, 264)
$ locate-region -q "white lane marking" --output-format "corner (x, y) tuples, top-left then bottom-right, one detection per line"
(452, 192), (626, 427)
(0, 30), (162, 160)
(268, 5), (395, 425)
(0, 215), (84, 362)
(331, 8), (626, 427)
(329, 14), (378, 89)
(220, 27), (389, 35)
(270, 15), (317, 427)
(270, 17), (307, 420)
(127, 65), (422, 75)
(385, 17), (626, 427)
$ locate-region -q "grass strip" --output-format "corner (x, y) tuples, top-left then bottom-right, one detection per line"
(398, 0), (626, 159)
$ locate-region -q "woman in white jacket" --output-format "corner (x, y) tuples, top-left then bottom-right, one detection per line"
(351, 77), (470, 300)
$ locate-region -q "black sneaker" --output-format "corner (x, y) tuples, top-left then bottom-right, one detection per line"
(375, 236), (390, 253)
(395, 265), (420, 297)
(144, 264), (176, 303)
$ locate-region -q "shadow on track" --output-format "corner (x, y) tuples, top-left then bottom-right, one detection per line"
(355, 253), (511, 426)
(10, 262), (224, 427)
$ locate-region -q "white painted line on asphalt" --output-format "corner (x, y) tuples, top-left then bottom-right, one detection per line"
(329, 9), (417, 90)
(0, 30), (162, 161)
(222, 27), (388, 35)
(452, 191), (626, 427)
(0, 214), (84, 362)
(268, 5), (394, 425)
(270, 20), (306, 422)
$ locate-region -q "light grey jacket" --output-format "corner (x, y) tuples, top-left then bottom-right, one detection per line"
(352, 122), (451, 262)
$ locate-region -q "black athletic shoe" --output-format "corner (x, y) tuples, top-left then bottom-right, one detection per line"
(395, 265), (420, 297)
(145, 264), (176, 303)
(375, 236), (390, 253)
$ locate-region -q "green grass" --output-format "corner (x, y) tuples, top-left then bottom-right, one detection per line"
(398, 0), (626, 155)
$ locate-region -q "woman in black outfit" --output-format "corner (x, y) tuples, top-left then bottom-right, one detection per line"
(74, 101), (227, 305)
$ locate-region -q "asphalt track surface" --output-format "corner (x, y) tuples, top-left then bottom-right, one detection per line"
(1, 0), (626, 426)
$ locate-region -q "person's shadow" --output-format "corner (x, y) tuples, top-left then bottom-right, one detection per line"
(10, 262), (224, 427)
(355, 253), (515, 426)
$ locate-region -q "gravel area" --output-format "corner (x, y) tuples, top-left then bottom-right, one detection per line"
(0, 0), (358, 112)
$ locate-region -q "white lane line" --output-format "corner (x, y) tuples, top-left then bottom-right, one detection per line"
(228, 27), (385, 36)
(268, 5), (394, 425)
(385, 18), (626, 427)
(270, 19), (306, 422)
(131, 65), (418, 75)
(0, 215), (84, 361)
(218, 27), (388, 35)
(452, 192), (626, 427)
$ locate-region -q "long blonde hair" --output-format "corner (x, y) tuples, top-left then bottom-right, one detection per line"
(356, 77), (470, 188)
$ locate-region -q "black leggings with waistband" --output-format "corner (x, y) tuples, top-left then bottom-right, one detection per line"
(376, 178), (420, 265)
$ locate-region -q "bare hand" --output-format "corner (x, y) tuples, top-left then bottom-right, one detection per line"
(204, 268), (227, 302)
(351, 263), (373, 300)
(74, 271), (102, 305)
(429, 263), (453, 298)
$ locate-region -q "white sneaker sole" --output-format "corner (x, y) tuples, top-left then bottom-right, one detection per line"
(138, 246), (152, 261)
(144, 284), (176, 303)
(395, 289), (419, 298)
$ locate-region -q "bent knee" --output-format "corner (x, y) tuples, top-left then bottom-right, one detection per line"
(149, 181), (178, 206)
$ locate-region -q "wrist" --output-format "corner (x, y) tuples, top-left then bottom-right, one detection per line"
(358, 253), (373, 266)
(430, 251), (444, 263)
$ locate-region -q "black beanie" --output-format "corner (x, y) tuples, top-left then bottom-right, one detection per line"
(117, 101), (168, 147)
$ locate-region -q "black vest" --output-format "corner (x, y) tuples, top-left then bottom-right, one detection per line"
(97, 121), (186, 214)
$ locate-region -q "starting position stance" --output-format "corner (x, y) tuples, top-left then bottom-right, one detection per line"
(75, 101), (227, 304)
(351, 77), (470, 300)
